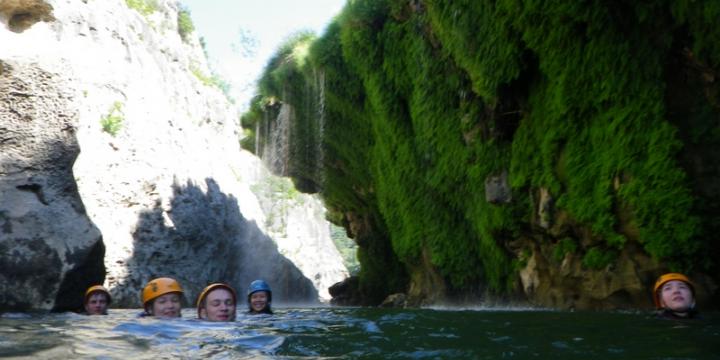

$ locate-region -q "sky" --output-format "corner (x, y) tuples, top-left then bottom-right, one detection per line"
(180, 0), (347, 111)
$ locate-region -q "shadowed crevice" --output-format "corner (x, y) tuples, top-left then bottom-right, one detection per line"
(52, 239), (106, 312)
(113, 178), (318, 308)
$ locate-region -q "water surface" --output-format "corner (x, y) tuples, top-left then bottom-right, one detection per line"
(0, 307), (717, 359)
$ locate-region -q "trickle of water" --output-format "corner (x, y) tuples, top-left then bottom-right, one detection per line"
(263, 103), (292, 176)
(314, 69), (326, 190)
(255, 119), (261, 157)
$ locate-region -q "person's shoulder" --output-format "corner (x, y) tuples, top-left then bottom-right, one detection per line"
(655, 308), (701, 320)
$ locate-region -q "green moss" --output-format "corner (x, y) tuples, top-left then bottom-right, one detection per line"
(125, 0), (158, 17)
(670, 1), (720, 68)
(553, 238), (577, 262)
(331, 224), (360, 275)
(244, 0), (719, 301)
(189, 65), (231, 100)
(581, 247), (617, 270)
(177, 6), (195, 42)
(240, 95), (266, 153)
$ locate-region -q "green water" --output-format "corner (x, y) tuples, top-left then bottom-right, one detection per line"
(0, 307), (717, 359)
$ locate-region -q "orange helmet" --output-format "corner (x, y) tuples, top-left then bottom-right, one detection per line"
(652, 273), (694, 309)
(84, 285), (111, 305)
(196, 283), (237, 318)
(142, 277), (183, 306)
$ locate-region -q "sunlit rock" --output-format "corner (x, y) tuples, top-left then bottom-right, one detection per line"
(1, 0), (347, 310)
(0, 59), (104, 312)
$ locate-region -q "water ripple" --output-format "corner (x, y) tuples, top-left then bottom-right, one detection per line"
(0, 308), (716, 359)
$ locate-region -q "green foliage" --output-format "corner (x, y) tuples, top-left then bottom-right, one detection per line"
(195, 37), (234, 102)
(199, 36), (209, 59)
(189, 65), (231, 95)
(335, 0), (524, 290)
(177, 6), (195, 42)
(239, 95), (267, 153)
(190, 66), (211, 85)
(512, 248), (531, 272)
(100, 101), (123, 136)
(246, 0), (720, 301)
(331, 224), (360, 275)
(504, 1), (704, 269)
(125, 0), (158, 17)
(265, 176), (300, 202)
(240, 128), (255, 152)
(582, 247), (617, 270)
(425, 1), (525, 104)
(670, 1), (720, 68)
(553, 238), (577, 262)
(258, 31), (317, 97)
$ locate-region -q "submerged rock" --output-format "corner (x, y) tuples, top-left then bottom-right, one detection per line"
(379, 293), (407, 308)
(329, 276), (361, 306)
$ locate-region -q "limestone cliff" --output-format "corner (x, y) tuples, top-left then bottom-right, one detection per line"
(243, 0), (720, 309)
(0, 0), (347, 311)
(0, 58), (105, 311)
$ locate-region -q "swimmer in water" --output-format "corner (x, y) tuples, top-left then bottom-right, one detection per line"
(140, 277), (184, 318)
(83, 285), (111, 315)
(196, 283), (237, 321)
(653, 272), (699, 319)
(246, 280), (273, 315)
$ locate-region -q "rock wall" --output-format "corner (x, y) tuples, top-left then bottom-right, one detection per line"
(0, 58), (104, 311)
(245, 1), (720, 309)
(0, 0), (347, 311)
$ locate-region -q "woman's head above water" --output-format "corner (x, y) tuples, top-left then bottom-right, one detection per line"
(653, 273), (696, 315)
(247, 280), (273, 314)
(196, 283), (237, 321)
(142, 277), (184, 318)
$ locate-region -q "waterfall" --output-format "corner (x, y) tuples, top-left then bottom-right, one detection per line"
(263, 102), (292, 176)
(258, 70), (326, 190)
(314, 69), (326, 190)
(255, 117), (261, 157)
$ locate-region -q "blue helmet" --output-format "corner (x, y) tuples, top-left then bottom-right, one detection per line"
(247, 280), (272, 301)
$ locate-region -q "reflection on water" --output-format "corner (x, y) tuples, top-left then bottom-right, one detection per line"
(0, 307), (717, 359)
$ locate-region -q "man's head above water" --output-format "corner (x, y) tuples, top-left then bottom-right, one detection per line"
(84, 285), (111, 315)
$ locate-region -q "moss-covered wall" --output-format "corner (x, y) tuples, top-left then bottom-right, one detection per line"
(243, 0), (720, 306)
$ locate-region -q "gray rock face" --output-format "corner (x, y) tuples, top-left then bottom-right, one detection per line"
(1, 0), (347, 310)
(0, 59), (105, 311)
(485, 170), (511, 204)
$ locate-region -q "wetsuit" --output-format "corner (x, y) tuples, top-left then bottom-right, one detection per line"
(655, 308), (700, 320)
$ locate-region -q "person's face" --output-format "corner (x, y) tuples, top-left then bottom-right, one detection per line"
(660, 280), (694, 312)
(151, 292), (182, 318)
(249, 291), (269, 312)
(84, 293), (109, 315)
(200, 288), (236, 321)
